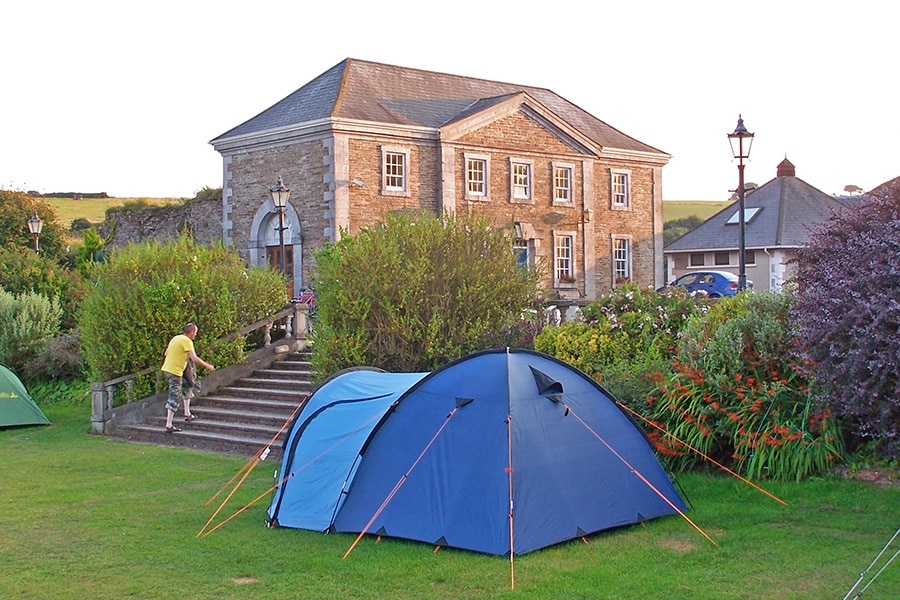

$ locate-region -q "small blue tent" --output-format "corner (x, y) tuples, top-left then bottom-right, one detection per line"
(268, 348), (685, 556)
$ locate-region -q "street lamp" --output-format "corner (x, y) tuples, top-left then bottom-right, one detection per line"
(269, 176), (291, 275)
(727, 115), (754, 291)
(26, 212), (43, 254)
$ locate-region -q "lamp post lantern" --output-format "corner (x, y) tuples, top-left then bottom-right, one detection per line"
(26, 212), (43, 254)
(269, 176), (291, 276)
(727, 115), (754, 291)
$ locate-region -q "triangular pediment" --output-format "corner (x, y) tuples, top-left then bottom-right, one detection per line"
(440, 92), (600, 156)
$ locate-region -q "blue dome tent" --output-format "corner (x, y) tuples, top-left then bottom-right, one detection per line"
(267, 348), (686, 556)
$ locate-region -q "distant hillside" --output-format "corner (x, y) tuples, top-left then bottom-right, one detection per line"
(663, 200), (730, 223)
(43, 197), (185, 229)
(46, 196), (728, 232)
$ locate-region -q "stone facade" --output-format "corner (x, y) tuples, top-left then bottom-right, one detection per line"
(210, 59), (669, 300)
(101, 197), (222, 249)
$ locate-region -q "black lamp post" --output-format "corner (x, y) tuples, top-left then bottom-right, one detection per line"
(727, 115), (754, 291)
(269, 176), (291, 275)
(27, 212), (43, 254)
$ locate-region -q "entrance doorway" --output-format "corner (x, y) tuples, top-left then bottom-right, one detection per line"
(266, 245), (294, 297)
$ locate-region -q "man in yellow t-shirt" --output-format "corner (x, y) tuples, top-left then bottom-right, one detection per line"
(161, 322), (214, 433)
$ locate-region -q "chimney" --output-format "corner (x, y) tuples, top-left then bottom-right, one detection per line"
(777, 157), (796, 177)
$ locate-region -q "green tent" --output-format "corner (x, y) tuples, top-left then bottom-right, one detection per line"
(0, 364), (50, 428)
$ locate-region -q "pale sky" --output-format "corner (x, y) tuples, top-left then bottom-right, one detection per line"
(2, 1), (896, 201)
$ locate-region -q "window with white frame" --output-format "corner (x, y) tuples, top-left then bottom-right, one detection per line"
(513, 237), (528, 266)
(726, 207), (761, 224)
(611, 169), (631, 208)
(554, 232), (575, 284)
(612, 235), (632, 283)
(465, 153), (490, 200)
(381, 146), (410, 195)
(510, 159), (533, 202)
(513, 222), (531, 267)
(553, 163), (573, 203)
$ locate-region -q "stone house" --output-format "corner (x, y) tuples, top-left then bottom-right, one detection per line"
(663, 158), (854, 291)
(210, 58), (670, 300)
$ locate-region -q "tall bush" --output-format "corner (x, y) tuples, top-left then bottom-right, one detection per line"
(77, 234), (287, 387)
(311, 212), (542, 375)
(647, 292), (843, 481)
(0, 287), (62, 374)
(791, 181), (900, 458)
(21, 332), (85, 382)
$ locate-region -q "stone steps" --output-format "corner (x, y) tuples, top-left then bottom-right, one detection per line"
(109, 352), (312, 460)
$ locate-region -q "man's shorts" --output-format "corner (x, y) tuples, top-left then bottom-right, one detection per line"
(164, 372), (183, 412)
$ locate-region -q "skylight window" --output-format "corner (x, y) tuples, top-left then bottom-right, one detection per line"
(726, 207), (761, 224)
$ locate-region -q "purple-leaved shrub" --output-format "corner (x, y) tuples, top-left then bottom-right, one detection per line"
(791, 178), (900, 459)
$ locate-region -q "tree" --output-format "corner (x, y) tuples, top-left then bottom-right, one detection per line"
(664, 215), (704, 246)
(842, 184), (863, 195)
(75, 227), (107, 277)
(791, 180), (900, 458)
(728, 182), (759, 201)
(311, 212), (543, 375)
(0, 189), (65, 258)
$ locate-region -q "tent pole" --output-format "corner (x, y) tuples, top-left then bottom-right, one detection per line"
(617, 402), (787, 506)
(198, 397), (308, 536)
(843, 528), (900, 600)
(205, 396), (308, 508)
(343, 406), (463, 560)
(560, 401), (719, 547)
(506, 414), (515, 590)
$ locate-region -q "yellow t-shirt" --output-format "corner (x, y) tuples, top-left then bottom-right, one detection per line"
(161, 334), (194, 376)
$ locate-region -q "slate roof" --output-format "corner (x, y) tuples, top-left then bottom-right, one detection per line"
(211, 58), (666, 157)
(665, 165), (853, 252)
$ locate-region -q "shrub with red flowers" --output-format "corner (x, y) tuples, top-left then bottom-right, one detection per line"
(791, 180), (900, 459)
(646, 292), (843, 481)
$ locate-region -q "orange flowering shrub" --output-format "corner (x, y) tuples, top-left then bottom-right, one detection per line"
(647, 292), (843, 481)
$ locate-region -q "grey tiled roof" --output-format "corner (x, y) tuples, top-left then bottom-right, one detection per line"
(211, 58), (666, 155)
(665, 173), (853, 252)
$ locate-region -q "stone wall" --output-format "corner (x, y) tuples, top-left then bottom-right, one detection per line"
(100, 197), (222, 249)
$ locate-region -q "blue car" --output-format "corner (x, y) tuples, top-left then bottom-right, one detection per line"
(659, 270), (752, 298)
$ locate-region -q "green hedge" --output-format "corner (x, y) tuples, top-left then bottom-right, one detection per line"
(77, 234), (287, 394)
(311, 212), (542, 375)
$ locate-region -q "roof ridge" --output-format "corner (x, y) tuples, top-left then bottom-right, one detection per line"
(341, 57), (551, 93)
(332, 58), (352, 116)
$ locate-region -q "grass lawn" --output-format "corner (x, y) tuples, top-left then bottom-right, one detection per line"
(1, 401), (897, 599)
